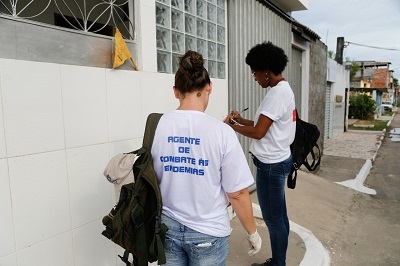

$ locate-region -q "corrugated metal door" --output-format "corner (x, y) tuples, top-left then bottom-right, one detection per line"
(324, 83), (332, 140)
(291, 47), (302, 116)
(227, 0), (292, 178)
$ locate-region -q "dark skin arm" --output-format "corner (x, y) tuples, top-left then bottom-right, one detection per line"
(224, 112), (273, 140)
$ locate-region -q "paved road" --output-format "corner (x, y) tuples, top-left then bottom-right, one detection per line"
(228, 112), (400, 265)
(334, 114), (400, 266)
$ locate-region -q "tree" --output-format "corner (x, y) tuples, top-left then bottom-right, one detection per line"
(344, 57), (360, 82)
(349, 94), (376, 120)
(328, 50), (335, 59)
(349, 61), (360, 82)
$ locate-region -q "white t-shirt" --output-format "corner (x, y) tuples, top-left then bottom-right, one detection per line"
(151, 110), (254, 237)
(249, 80), (296, 164)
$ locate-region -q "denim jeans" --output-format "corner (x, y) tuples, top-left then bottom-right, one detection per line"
(161, 214), (229, 266)
(252, 155), (292, 266)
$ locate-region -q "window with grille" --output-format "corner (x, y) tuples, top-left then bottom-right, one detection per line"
(155, 0), (226, 78)
(0, 0), (135, 40)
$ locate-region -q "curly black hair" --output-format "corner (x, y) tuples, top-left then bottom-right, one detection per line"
(245, 41), (288, 75)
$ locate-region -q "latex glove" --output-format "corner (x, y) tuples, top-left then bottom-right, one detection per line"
(246, 230), (262, 256)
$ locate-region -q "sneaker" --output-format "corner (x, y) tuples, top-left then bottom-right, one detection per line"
(251, 258), (272, 266)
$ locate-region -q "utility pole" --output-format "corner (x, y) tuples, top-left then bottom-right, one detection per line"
(335, 37), (345, 64)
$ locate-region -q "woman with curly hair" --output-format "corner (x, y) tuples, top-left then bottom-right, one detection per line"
(152, 50), (262, 266)
(225, 42), (296, 266)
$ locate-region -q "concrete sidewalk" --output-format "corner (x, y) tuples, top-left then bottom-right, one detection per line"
(227, 113), (395, 266)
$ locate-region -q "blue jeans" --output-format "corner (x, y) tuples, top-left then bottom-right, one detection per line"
(252, 155), (292, 266)
(161, 214), (229, 266)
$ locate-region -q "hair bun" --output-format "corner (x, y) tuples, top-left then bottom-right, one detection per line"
(179, 51), (204, 73)
(174, 50), (210, 94)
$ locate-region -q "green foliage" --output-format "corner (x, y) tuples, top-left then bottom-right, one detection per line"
(348, 120), (388, 131)
(349, 61), (360, 81)
(328, 50), (335, 59)
(348, 94), (376, 119)
(344, 58), (360, 81)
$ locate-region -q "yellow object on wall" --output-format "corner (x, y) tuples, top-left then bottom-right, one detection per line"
(113, 28), (138, 70)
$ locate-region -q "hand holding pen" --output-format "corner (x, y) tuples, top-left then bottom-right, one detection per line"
(228, 107), (248, 125)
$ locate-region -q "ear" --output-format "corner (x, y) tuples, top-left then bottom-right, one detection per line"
(173, 86), (180, 99)
(206, 82), (212, 95)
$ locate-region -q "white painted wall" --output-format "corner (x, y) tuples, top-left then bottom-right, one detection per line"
(327, 58), (350, 137)
(0, 57), (228, 265)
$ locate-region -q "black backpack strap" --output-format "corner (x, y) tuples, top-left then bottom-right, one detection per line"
(118, 250), (132, 266)
(136, 114), (162, 266)
(303, 143), (321, 171)
(287, 169), (297, 189)
(149, 219), (168, 264)
(142, 113), (163, 151)
(118, 251), (139, 266)
(131, 204), (148, 266)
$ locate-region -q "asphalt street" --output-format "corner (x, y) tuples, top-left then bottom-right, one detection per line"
(227, 111), (400, 266)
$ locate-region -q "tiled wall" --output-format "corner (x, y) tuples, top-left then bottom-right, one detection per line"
(0, 58), (228, 265)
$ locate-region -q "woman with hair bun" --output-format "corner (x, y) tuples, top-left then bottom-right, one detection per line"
(225, 42), (296, 266)
(151, 50), (261, 265)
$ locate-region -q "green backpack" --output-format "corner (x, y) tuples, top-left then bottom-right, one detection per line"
(102, 113), (168, 266)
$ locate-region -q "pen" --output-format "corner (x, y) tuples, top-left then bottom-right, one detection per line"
(229, 107), (248, 125)
(224, 107), (249, 123)
(239, 107), (249, 115)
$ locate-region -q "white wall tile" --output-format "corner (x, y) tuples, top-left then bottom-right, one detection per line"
(8, 151), (71, 250)
(140, 72), (176, 122)
(0, 74), (6, 158)
(106, 69), (143, 142)
(66, 144), (114, 228)
(17, 232), (74, 266)
(61, 65), (108, 148)
(0, 253), (17, 266)
(72, 220), (116, 266)
(108, 139), (143, 156)
(0, 60), (64, 157)
(0, 159), (15, 257)
(206, 78), (229, 120)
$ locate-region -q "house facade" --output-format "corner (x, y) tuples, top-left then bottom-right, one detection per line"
(325, 58), (350, 139)
(350, 61), (394, 115)
(0, 1), (329, 265)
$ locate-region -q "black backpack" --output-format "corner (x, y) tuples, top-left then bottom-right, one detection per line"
(287, 110), (321, 189)
(101, 113), (168, 266)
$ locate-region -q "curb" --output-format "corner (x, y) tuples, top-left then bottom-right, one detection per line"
(336, 113), (396, 194)
(252, 203), (331, 266)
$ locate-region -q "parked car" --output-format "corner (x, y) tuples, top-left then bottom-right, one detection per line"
(382, 101), (393, 112)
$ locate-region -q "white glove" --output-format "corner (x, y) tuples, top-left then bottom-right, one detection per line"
(246, 230), (262, 256)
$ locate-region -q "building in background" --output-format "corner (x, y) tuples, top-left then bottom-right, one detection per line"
(350, 61), (394, 115)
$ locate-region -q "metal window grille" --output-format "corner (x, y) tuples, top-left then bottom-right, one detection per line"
(0, 0), (135, 40)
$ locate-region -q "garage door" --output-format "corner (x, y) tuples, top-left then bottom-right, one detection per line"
(324, 82), (332, 140)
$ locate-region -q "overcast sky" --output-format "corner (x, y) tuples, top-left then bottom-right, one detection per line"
(292, 0), (400, 79)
